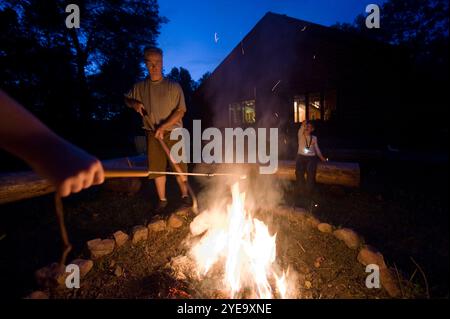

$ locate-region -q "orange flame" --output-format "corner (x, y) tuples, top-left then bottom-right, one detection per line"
(188, 182), (296, 298)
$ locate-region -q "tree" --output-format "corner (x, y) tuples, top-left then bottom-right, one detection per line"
(197, 71), (211, 87)
(332, 0), (448, 146)
(332, 0), (448, 70)
(166, 67), (197, 105)
(0, 0), (167, 122)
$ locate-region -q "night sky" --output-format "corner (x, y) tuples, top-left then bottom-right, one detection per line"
(158, 0), (386, 80)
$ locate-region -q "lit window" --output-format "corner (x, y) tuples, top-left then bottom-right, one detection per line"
(308, 93), (321, 120)
(293, 95), (306, 123)
(229, 100), (256, 125)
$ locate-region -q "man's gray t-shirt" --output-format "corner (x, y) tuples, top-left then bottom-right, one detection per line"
(125, 78), (186, 131)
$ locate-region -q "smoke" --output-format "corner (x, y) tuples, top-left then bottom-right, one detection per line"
(189, 12), (308, 214)
(192, 164), (290, 213)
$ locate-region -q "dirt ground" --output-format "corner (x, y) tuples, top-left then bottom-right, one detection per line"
(47, 204), (418, 299)
(0, 160), (446, 299)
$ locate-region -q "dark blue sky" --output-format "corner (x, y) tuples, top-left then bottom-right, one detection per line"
(158, 0), (385, 80)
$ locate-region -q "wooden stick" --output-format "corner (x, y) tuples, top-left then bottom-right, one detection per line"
(410, 256), (430, 299)
(409, 268), (418, 282)
(54, 194), (72, 266)
(157, 138), (199, 214)
(104, 169), (246, 179)
(393, 263), (405, 298)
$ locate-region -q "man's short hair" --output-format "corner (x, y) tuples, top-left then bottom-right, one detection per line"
(143, 46), (163, 58)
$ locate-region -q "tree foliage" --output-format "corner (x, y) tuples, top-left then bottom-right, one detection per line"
(332, 0), (448, 72)
(0, 0), (167, 123)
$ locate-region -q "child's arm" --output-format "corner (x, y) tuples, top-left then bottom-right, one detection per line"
(0, 90), (105, 197)
(299, 120), (307, 137)
(314, 138), (327, 162)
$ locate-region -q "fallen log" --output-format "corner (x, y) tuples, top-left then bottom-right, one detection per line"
(0, 171), (54, 204)
(194, 161), (360, 188)
(0, 156), (146, 205)
(275, 160), (360, 187)
(0, 156), (359, 205)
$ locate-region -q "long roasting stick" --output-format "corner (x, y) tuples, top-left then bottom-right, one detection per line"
(156, 137), (199, 214)
(139, 109), (201, 212)
(104, 168), (246, 179)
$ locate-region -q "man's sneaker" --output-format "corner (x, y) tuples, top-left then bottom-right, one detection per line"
(154, 199), (168, 215)
(179, 196), (192, 209)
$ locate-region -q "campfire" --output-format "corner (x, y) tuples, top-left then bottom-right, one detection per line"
(31, 172), (411, 300)
(169, 182), (297, 299)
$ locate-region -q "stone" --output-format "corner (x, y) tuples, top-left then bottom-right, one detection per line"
(307, 216), (320, 227)
(35, 263), (66, 288)
(276, 206), (293, 217)
(304, 280), (312, 289)
(314, 256), (325, 268)
(148, 219), (166, 232)
(166, 255), (199, 281)
(357, 246), (387, 269)
(113, 231), (129, 247)
(70, 259), (93, 277)
(26, 291), (49, 299)
(114, 265), (124, 277)
(333, 228), (361, 249)
(175, 207), (192, 218)
(87, 238), (115, 259)
(292, 207), (307, 218)
(132, 225), (148, 244)
(317, 223), (333, 233)
(167, 214), (183, 229)
(381, 268), (402, 298)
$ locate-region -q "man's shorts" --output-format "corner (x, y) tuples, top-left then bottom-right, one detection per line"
(146, 131), (188, 179)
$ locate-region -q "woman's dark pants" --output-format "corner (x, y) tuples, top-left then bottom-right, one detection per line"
(295, 154), (318, 192)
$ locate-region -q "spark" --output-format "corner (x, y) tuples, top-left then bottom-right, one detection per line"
(271, 80), (281, 92)
(240, 41), (245, 55)
(214, 32), (219, 43)
(300, 25), (307, 32)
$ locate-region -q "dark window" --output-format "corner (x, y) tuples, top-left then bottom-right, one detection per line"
(324, 89), (337, 121)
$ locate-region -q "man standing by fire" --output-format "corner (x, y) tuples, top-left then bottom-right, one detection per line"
(124, 47), (190, 213)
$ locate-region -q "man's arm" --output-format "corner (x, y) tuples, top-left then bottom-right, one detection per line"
(0, 90), (104, 197)
(154, 108), (185, 139)
(124, 83), (145, 116)
(154, 84), (187, 139)
(124, 96), (145, 116)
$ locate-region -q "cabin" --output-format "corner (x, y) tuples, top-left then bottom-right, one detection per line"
(192, 12), (407, 159)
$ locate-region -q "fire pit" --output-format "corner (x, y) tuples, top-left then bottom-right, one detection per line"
(32, 179), (419, 299)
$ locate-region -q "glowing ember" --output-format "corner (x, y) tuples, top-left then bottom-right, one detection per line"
(188, 182), (297, 298)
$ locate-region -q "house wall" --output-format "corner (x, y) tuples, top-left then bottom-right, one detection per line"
(193, 13), (407, 153)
